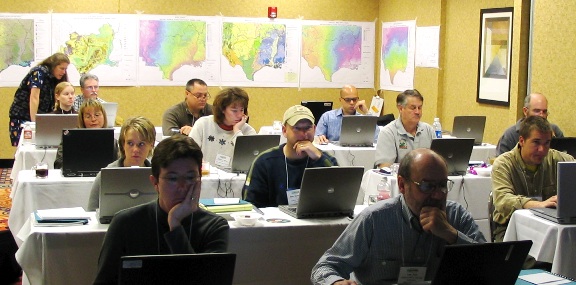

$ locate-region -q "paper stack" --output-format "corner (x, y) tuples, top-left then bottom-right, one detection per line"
(34, 207), (91, 226)
(199, 198), (254, 213)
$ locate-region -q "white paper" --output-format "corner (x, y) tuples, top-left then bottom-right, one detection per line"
(36, 207), (89, 219)
(213, 198), (241, 205)
(415, 26), (440, 68)
(518, 272), (571, 284)
(368, 96), (384, 116)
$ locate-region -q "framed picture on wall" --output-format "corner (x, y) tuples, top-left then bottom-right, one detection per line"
(476, 7), (514, 106)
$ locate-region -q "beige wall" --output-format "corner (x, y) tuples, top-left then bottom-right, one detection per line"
(0, 0), (379, 159)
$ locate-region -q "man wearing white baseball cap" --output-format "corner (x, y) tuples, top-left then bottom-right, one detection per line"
(243, 105), (338, 207)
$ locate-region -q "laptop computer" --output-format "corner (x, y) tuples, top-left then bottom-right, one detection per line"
(61, 128), (116, 177)
(452, 116), (486, 146)
(231, 135), (280, 173)
(430, 138), (475, 176)
(278, 166), (364, 219)
(97, 167), (157, 224)
(101, 102), (118, 128)
(35, 114), (78, 148)
(119, 253), (236, 285)
(431, 240), (532, 285)
(550, 137), (576, 157)
(335, 115), (379, 147)
(530, 161), (576, 224)
(301, 101), (332, 125)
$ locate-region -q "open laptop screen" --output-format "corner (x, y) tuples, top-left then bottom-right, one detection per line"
(61, 128), (115, 177)
(301, 101), (332, 125)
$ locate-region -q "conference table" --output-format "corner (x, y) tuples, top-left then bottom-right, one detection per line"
(503, 209), (576, 280)
(10, 127), (164, 184)
(8, 168), (246, 244)
(15, 206), (366, 285)
(359, 169), (493, 240)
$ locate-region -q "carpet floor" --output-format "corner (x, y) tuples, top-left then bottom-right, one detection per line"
(0, 168), (12, 232)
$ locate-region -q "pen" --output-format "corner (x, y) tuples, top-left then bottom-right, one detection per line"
(253, 205), (265, 215)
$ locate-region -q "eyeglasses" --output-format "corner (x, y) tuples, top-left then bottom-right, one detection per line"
(83, 85), (99, 91)
(531, 109), (549, 115)
(408, 179), (454, 194)
(341, 97), (360, 103)
(160, 175), (201, 186)
(83, 112), (103, 120)
(187, 90), (211, 100)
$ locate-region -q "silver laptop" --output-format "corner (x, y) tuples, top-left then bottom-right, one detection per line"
(431, 240), (532, 285)
(430, 138), (475, 176)
(452, 116), (486, 146)
(120, 253), (236, 285)
(101, 102), (118, 128)
(335, 115), (379, 147)
(231, 135), (280, 173)
(279, 166), (364, 219)
(530, 161), (576, 224)
(35, 114), (78, 148)
(98, 167), (157, 224)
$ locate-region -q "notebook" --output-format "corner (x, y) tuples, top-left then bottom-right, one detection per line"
(301, 101), (333, 125)
(61, 128), (116, 177)
(97, 167), (157, 224)
(35, 114), (78, 148)
(530, 161), (576, 224)
(335, 115), (379, 147)
(119, 253), (236, 285)
(550, 137), (576, 157)
(451, 116), (486, 145)
(430, 138), (475, 176)
(278, 166), (364, 219)
(231, 135), (280, 173)
(431, 240), (532, 285)
(101, 102), (118, 128)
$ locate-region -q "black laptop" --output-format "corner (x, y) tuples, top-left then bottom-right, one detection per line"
(550, 137), (576, 157)
(431, 240), (532, 285)
(278, 166), (364, 219)
(452, 116), (486, 146)
(61, 129), (116, 177)
(301, 101), (332, 125)
(430, 138), (475, 176)
(119, 253), (236, 285)
(530, 161), (576, 224)
(231, 135), (280, 173)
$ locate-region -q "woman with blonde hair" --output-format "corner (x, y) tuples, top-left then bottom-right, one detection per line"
(52, 82), (77, 114)
(87, 116), (156, 211)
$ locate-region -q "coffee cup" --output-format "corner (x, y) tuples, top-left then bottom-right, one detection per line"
(33, 162), (48, 178)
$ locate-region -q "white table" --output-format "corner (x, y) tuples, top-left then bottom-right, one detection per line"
(503, 209), (576, 280)
(359, 170), (492, 240)
(315, 143), (377, 173)
(8, 169), (246, 244)
(15, 206), (366, 285)
(11, 127), (164, 184)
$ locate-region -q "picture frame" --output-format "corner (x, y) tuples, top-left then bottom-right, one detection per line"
(476, 7), (514, 106)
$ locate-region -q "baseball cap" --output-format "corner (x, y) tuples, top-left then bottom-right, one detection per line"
(282, 105), (315, 126)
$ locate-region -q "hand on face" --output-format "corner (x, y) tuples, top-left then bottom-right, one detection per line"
(420, 205), (457, 244)
(354, 99), (368, 113)
(167, 181), (200, 231)
(233, 115), (248, 133)
(292, 140), (321, 160)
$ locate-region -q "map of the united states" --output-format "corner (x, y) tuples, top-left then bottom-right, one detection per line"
(382, 26), (408, 84)
(301, 25), (362, 81)
(222, 22), (286, 81)
(139, 20), (207, 80)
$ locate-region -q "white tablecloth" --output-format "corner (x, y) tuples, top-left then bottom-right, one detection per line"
(315, 143), (376, 172)
(359, 170), (492, 240)
(503, 209), (576, 280)
(8, 169), (246, 244)
(15, 206), (366, 285)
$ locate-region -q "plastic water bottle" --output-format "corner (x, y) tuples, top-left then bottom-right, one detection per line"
(23, 123), (33, 145)
(377, 177), (391, 201)
(433, 118), (442, 138)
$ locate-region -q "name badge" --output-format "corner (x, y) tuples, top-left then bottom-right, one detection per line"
(215, 154), (231, 168)
(397, 266), (426, 284)
(286, 189), (300, 205)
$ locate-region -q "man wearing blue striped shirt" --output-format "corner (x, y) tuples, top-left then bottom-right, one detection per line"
(315, 85), (369, 144)
(311, 149), (486, 285)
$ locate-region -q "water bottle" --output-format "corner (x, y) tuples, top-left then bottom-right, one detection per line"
(433, 117), (442, 138)
(23, 123), (33, 145)
(377, 177), (391, 201)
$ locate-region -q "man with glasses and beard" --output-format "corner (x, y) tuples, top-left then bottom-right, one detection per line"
(162, 78), (214, 136)
(315, 85), (373, 144)
(243, 105), (338, 208)
(311, 149), (486, 285)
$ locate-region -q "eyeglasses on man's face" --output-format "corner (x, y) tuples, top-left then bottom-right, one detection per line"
(186, 90), (211, 100)
(83, 85), (99, 91)
(408, 179), (454, 194)
(341, 97), (360, 103)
